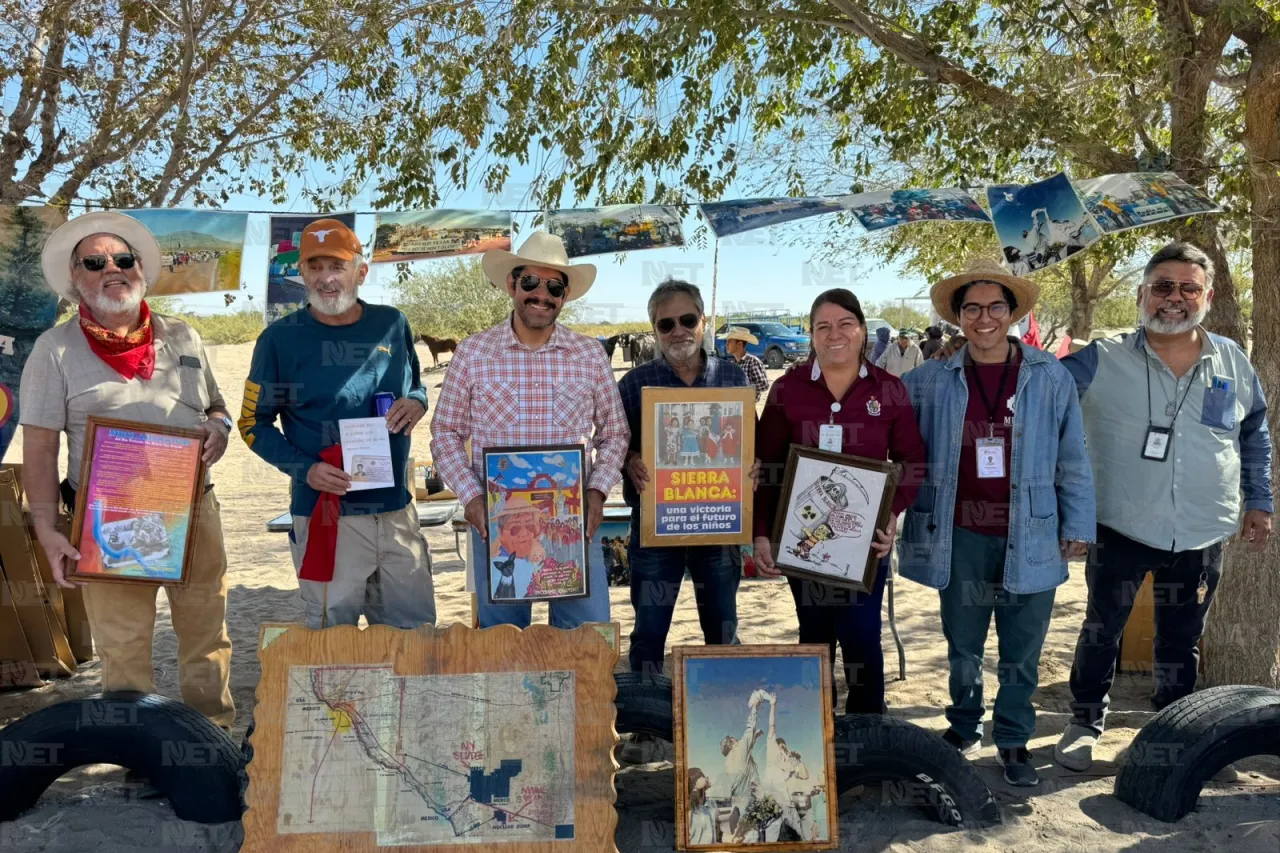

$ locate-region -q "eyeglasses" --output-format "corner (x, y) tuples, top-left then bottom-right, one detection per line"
(1148, 279), (1206, 298)
(960, 302), (1010, 320)
(515, 272), (567, 299)
(76, 253), (136, 272)
(655, 313), (700, 334)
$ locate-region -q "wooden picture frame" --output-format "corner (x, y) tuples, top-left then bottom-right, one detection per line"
(640, 386), (755, 547)
(770, 446), (898, 595)
(242, 623), (619, 852)
(68, 416), (208, 586)
(673, 644), (837, 852)
(482, 444), (590, 604)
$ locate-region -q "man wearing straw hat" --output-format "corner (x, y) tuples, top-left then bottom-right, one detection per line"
(719, 326), (769, 401)
(898, 258), (1095, 787)
(20, 211), (235, 728)
(431, 231), (629, 628)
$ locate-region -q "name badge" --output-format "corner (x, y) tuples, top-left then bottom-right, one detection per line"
(1142, 426), (1172, 461)
(818, 423), (843, 452)
(976, 437), (1005, 479)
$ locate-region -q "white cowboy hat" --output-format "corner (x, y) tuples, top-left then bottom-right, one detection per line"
(481, 231), (597, 302)
(719, 326), (759, 345)
(930, 258), (1039, 325)
(40, 211), (162, 303)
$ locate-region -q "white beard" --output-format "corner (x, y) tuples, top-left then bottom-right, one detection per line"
(308, 287), (358, 317)
(1140, 300), (1209, 335)
(80, 284), (143, 318)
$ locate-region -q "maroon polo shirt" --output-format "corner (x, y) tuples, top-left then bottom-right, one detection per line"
(954, 349), (1021, 536)
(753, 358), (927, 538)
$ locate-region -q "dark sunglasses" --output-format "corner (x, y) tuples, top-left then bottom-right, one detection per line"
(655, 313), (700, 334)
(77, 252), (136, 272)
(1149, 279), (1205, 298)
(516, 272), (568, 299)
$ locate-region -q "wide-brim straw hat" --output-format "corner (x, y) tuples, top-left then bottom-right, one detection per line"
(481, 231), (597, 302)
(930, 258), (1039, 325)
(40, 211), (162, 303)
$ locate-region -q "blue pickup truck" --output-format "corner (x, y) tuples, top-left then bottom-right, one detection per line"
(715, 321), (811, 368)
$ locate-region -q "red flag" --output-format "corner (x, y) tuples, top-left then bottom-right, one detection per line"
(1021, 310), (1042, 349)
(1055, 335), (1074, 359)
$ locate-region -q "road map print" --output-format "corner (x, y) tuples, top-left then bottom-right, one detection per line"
(278, 664), (576, 844)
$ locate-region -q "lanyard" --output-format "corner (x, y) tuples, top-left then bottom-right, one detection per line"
(1145, 354), (1202, 428)
(965, 347), (1013, 435)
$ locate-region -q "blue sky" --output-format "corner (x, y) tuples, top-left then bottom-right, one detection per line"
(485, 450), (582, 491)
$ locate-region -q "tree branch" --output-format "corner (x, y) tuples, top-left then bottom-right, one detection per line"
(147, 0), (199, 205)
(1214, 68), (1248, 88)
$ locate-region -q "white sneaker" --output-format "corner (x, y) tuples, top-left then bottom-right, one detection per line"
(1054, 724), (1098, 772)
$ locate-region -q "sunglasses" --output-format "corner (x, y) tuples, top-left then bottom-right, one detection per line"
(1148, 279), (1205, 298)
(515, 272), (568, 300)
(76, 252), (136, 272)
(656, 313), (700, 334)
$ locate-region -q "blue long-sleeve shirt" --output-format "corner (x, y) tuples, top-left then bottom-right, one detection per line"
(239, 301), (427, 517)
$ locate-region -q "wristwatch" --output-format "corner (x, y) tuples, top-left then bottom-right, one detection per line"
(215, 414), (234, 433)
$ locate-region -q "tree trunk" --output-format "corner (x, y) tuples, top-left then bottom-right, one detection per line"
(1178, 220), (1247, 345)
(1202, 50), (1280, 689)
(1066, 258), (1096, 339)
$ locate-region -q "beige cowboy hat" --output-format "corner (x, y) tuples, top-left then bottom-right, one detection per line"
(930, 258), (1039, 325)
(40, 211), (162, 303)
(491, 496), (543, 523)
(481, 230), (597, 302)
(718, 326), (759, 345)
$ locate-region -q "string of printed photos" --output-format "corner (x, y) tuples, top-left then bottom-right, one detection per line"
(545, 204), (686, 258)
(372, 209), (511, 263)
(123, 209), (248, 297)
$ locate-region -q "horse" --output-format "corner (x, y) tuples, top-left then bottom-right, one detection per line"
(419, 333), (458, 367)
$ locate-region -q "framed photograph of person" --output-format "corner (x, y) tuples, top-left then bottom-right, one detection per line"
(673, 644), (837, 851)
(482, 444), (590, 604)
(771, 446), (898, 594)
(68, 417), (209, 585)
(640, 386), (756, 548)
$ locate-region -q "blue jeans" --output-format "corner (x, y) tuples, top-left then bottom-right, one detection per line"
(628, 510), (741, 676)
(939, 526), (1056, 748)
(471, 529), (611, 629)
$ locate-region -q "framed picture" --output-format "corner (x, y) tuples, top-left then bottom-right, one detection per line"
(68, 417), (208, 585)
(482, 444), (589, 603)
(771, 446), (898, 594)
(592, 517), (632, 587)
(640, 386), (755, 547)
(673, 644), (837, 851)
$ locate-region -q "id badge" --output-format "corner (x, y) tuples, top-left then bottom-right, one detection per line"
(1142, 426), (1171, 461)
(976, 437), (1005, 479)
(818, 423), (843, 452)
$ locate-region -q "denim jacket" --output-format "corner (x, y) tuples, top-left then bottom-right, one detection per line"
(898, 341), (1096, 594)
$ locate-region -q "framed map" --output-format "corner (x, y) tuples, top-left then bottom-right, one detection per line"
(242, 623), (619, 852)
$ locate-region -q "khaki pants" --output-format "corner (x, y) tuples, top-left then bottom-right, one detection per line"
(82, 490), (235, 728)
(289, 502), (436, 630)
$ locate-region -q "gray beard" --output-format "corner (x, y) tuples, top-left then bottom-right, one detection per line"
(80, 286), (143, 319)
(308, 288), (358, 317)
(661, 340), (701, 364)
(1141, 301), (1208, 335)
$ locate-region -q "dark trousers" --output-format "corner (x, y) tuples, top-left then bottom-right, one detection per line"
(1069, 525), (1224, 735)
(788, 560), (888, 715)
(627, 512), (741, 677)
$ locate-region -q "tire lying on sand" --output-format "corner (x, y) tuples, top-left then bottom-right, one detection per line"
(1115, 684), (1280, 823)
(613, 673), (1001, 829)
(0, 692), (242, 824)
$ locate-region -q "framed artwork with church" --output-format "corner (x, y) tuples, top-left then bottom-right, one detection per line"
(640, 386), (756, 548)
(481, 444), (590, 604)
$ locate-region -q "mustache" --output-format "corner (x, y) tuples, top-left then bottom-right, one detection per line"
(524, 297), (557, 308)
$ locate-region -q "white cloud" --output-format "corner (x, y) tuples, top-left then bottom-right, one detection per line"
(510, 476), (528, 486)
(507, 454), (533, 469)
(543, 454), (566, 468)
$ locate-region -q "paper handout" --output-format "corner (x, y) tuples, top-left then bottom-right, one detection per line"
(339, 417), (395, 491)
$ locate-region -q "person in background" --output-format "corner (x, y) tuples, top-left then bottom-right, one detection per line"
(920, 325), (945, 360)
(869, 324), (892, 365)
(431, 231), (628, 629)
(1055, 241), (1272, 774)
(753, 288), (927, 714)
(900, 259), (1094, 788)
(876, 329), (924, 377)
(22, 212), (235, 729)
(721, 326), (770, 401)
(241, 219), (434, 630)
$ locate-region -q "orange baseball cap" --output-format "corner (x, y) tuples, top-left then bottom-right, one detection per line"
(299, 219), (363, 262)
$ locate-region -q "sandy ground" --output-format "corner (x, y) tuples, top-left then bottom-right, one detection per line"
(1, 341), (1276, 852)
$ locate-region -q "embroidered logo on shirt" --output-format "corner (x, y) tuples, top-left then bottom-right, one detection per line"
(866, 397), (881, 416)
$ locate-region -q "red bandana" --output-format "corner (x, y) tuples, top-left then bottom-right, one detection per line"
(79, 301), (156, 380)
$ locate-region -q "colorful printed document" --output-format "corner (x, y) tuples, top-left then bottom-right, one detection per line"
(339, 417), (395, 491)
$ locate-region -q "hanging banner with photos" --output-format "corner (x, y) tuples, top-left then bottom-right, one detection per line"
(125, 209), (247, 295)
(372, 209), (511, 263)
(546, 204), (685, 257)
(839, 187), (991, 232)
(1073, 172), (1221, 234)
(987, 172), (1101, 275)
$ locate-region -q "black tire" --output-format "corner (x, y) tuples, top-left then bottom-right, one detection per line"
(614, 672), (673, 740)
(765, 347), (785, 369)
(0, 692), (243, 824)
(612, 675), (1000, 829)
(1114, 685), (1280, 822)
(834, 714), (1001, 829)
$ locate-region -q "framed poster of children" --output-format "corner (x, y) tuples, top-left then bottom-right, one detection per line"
(68, 417), (208, 585)
(771, 446), (898, 594)
(482, 444), (590, 603)
(673, 644), (838, 851)
(640, 386), (755, 548)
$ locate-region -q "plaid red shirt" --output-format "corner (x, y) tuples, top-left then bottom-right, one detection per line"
(429, 317), (630, 506)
